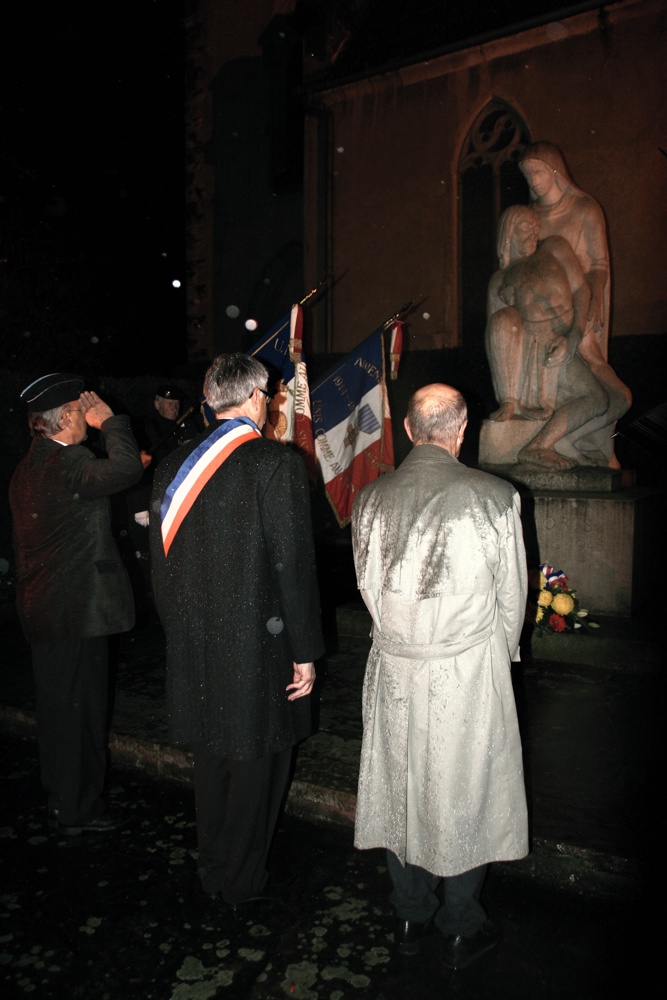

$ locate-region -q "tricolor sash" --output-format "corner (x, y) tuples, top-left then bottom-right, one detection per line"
(160, 417), (261, 556)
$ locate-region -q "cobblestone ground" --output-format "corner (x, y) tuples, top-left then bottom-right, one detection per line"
(0, 730), (644, 1000)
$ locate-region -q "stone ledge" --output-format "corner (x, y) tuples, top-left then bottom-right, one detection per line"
(479, 462), (636, 493)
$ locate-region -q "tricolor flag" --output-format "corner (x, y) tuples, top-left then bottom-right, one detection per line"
(248, 304), (316, 478)
(311, 326), (396, 527)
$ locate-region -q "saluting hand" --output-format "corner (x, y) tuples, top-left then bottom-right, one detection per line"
(80, 390), (114, 430)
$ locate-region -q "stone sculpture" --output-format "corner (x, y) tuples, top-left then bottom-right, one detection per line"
(486, 206), (610, 469)
(485, 143), (631, 469)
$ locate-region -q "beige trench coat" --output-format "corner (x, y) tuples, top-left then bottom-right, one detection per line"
(351, 444), (529, 877)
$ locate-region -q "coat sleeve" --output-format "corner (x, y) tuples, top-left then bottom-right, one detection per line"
(63, 416), (144, 500)
(494, 491), (528, 662)
(260, 450), (325, 664)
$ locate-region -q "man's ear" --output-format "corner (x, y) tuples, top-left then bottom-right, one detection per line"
(454, 419), (468, 455)
(404, 417), (413, 442)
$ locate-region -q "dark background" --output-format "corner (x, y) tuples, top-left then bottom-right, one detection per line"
(0, 3), (187, 376)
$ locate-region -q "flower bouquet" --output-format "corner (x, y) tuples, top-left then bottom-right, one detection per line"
(527, 564), (599, 634)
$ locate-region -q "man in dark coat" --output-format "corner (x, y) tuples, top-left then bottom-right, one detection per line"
(125, 385), (202, 613)
(150, 353), (324, 910)
(9, 373), (144, 834)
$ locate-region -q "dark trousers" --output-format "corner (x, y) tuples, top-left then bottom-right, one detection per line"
(31, 636), (109, 826)
(387, 852), (488, 937)
(192, 744), (292, 904)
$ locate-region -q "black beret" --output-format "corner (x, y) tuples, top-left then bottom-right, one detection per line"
(155, 384), (183, 401)
(20, 373), (85, 412)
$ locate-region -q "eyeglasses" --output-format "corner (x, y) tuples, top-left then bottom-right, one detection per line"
(63, 407), (84, 415)
(253, 388), (273, 402)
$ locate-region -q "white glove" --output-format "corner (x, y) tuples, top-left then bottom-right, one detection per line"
(134, 511), (150, 528)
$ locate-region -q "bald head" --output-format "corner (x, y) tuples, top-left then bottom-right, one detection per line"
(405, 384), (468, 454)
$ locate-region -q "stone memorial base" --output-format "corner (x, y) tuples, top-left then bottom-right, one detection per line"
(479, 455), (661, 617)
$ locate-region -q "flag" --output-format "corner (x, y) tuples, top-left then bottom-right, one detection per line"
(248, 304), (316, 478)
(310, 326), (395, 527)
(389, 320), (403, 379)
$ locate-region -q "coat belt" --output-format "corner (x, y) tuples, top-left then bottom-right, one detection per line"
(371, 618), (495, 660)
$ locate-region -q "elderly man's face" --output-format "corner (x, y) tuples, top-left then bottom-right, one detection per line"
(61, 400), (87, 444)
(154, 396), (180, 421)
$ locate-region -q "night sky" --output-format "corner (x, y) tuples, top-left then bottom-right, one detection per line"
(1, 4), (187, 376)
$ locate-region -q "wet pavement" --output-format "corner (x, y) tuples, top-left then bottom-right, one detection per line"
(0, 596), (659, 998)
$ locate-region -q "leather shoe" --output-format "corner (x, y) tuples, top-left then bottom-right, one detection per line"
(441, 919), (502, 970)
(234, 873), (296, 907)
(394, 919), (428, 957)
(214, 872), (298, 913)
(56, 810), (124, 836)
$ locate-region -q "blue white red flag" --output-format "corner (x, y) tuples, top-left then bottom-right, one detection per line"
(248, 303), (316, 479)
(310, 326), (395, 527)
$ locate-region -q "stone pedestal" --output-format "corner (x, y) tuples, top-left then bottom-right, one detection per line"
(528, 487), (659, 615)
(480, 461), (661, 615)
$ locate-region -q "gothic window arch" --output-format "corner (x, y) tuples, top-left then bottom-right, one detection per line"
(458, 102), (530, 349)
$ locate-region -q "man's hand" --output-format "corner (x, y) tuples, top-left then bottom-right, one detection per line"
(286, 662), (316, 701)
(80, 390), (114, 430)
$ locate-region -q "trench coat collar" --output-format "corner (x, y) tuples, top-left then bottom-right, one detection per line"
(400, 442), (459, 469)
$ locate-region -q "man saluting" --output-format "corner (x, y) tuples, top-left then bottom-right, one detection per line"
(10, 373), (143, 834)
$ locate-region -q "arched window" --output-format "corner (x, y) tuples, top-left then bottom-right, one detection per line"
(459, 103), (530, 349)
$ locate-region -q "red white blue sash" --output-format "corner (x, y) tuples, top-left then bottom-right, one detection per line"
(160, 417), (261, 556)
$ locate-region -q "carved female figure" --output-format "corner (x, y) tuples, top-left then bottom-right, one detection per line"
(518, 143), (631, 465)
(486, 206), (610, 469)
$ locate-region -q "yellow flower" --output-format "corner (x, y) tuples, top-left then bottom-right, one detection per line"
(537, 590), (553, 608)
(552, 593), (575, 616)
(535, 606), (545, 623)
(539, 571), (546, 589)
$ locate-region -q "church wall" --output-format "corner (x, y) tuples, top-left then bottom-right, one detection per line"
(304, 1), (666, 352)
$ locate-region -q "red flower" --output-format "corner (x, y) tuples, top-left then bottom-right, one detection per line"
(549, 613), (566, 632)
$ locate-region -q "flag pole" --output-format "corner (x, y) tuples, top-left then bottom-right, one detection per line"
(380, 294), (425, 330)
(248, 274), (335, 357)
(298, 273), (334, 307)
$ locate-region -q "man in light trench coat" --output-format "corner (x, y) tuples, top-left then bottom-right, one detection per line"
(351, 383), (528, 970)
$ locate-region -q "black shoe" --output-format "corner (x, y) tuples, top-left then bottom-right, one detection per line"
(223, 873), (298, 914)
(56, 810), (124, 836)
(441, 920), (502, 970)
(394, 919), (428, 957)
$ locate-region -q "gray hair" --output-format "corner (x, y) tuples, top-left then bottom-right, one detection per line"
(203, 353), (269, 414)
(406, 386), (467, 446)
(28, 404), (67, 438)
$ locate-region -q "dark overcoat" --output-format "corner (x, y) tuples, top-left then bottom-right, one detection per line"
(150, 425), (325, 760)
(9, 416), (144, 642)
